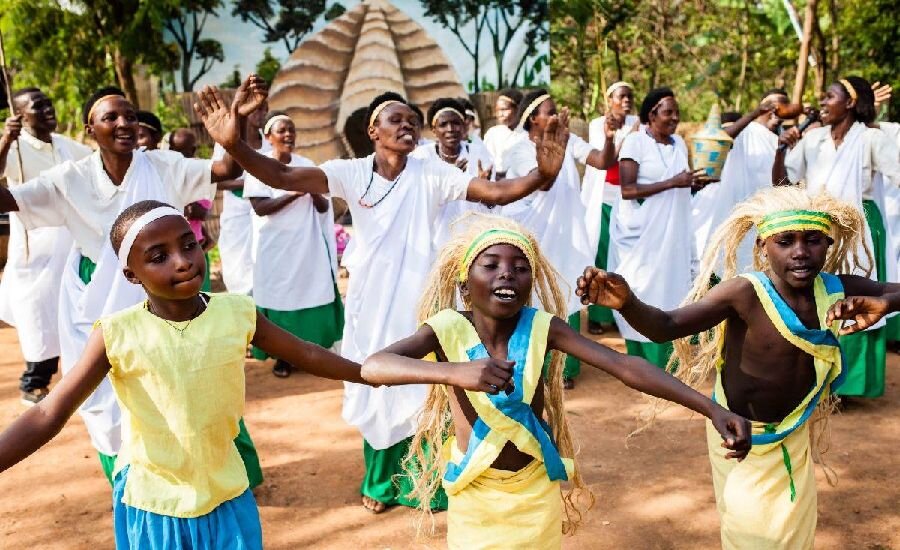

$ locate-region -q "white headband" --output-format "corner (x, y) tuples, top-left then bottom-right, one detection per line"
(606, 81), (632, 98)
(263, 114), (293, 135)
(117, 206), (184, 268)
(516, 94), (551, 130)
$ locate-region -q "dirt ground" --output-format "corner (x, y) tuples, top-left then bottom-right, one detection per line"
(0, 320), (897, 549)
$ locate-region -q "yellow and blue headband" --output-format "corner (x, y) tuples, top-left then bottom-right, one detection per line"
(459, 228), (537, 283)
(757, 209), (833, 240)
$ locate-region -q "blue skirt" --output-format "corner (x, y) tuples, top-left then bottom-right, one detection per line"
(113, 466), (263, 549)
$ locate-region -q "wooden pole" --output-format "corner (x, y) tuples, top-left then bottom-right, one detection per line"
(0, 28), (25, 185)
(792, 0), (818, 105)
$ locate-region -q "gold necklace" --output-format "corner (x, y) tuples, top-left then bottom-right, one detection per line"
(147, 294), (208, 336)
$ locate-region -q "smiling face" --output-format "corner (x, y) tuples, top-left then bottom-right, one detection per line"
(648, 96), (680, 137)
(609, 86), (634, 116)
(14, 91), (57, 135)
(266, 118), (296, 154)
(819, 82), (853, 126)
(760, 230), (831, 289)
(122, 215), (206, 300)
(432, 111), (464, 153)
(86, 96), (138, 154)
(368, 102), (420, 154)
(462, 243), (533, 319)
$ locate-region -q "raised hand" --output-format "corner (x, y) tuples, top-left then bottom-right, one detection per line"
(535, 107), (570, 181)
(1, 115), (22, 143)
(872, 81), (892, 112)
(233, 74), (269, 118)
(576, 267), (632, 309)
(447, 358), (515, 394)
(604, 112), (625, 138)
(710, 406), (751, 461)
(777, 126), (800, 150)
(825, 296), (890, 335)
(194, 86), (239, 149)
(476, 159), (492, 180)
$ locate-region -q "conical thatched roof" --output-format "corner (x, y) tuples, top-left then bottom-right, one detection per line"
(269, 0), (467, 162)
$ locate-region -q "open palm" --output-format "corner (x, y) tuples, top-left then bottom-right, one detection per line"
(535, 107), (570, 181)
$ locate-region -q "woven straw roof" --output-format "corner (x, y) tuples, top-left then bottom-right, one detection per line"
(268, 0), (466, 162)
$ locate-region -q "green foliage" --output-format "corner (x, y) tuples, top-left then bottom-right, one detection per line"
(419, 0), (548, 91)
(162, 0), (225, 92)
(0, 0), (115, 133)
(255, 48), (282, 84)
(154, 96), (190, 133)
(324, 3), (346, 21)
(551, 0), (898, 122)
(231, 0), (331, 56)
(221, 65), (242, 88)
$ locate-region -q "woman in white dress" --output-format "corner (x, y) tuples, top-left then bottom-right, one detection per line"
(244, 111), (343, 378)
(612, 87), (713, 367)
(581, 82), (640, 335)
(774, 76), (900, 398)
(482, 88), (523, 178)
(411, 97), (494, 246)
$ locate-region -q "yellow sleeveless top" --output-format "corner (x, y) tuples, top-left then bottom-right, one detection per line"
(99, 293), (256, 518)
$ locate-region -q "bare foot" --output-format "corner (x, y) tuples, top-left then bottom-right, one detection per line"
(563, 378), (575, 390)
(588, 321), (605, 335)
(361, 495), (386, 514)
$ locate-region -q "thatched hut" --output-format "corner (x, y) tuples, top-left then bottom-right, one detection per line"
(268, 0), (467, 162)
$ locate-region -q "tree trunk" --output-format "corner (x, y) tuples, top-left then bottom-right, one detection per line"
(113, 48), (140, 108)
(792, 0), (818, 104)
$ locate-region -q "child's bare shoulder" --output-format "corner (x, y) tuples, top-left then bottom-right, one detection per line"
(706, 275), (756, 305)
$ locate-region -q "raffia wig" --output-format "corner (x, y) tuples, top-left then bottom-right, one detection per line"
(403, 212), (592, 536)
(655, 187), (871, 471)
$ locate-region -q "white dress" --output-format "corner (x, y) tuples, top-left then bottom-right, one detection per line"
(611, 130), (694, 342)
(319, 155), (471, 449)
(410, 140), (494, 247)
(692, 121), (778, 272)
(483, 124), (515, 174)
(243, 152), (337, 311)
(0, 131), (91, 362)
(502, 131), (596, 314)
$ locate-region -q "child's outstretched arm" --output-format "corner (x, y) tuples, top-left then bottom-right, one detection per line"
(0, 329), (111, 473)
(251, 313), (364, 383)
(362, 325), (514, 394)
(548, 317), (751, 460)
(576, 267), (740, 342)
(828, 276), (900, 335)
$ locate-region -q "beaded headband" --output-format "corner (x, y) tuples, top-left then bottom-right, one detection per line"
(839, 79), (858, 102)
(263, 114), (293, 135)
(459, 228), (537, 283)
(86, 94), (125, 124)
(756, 209), (833, 240)
(606, 81), (632, 98)
(430, 107), (465, 128)
(368, 100), (402, 128)
(516, 94), (551, 130)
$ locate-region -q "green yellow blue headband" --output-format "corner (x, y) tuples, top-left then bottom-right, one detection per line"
(459, 228), (537, 283)
(757, 209), (833, 240)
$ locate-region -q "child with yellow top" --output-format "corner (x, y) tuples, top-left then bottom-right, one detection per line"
(0, 199), (368, 547)
(578, 187), (900, 549)
(361, 213), (751, 549)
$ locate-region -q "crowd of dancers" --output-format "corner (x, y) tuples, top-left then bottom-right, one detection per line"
(0, 69), (897, 549)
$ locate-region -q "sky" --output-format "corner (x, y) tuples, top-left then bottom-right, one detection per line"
(184, 0), (548, 92)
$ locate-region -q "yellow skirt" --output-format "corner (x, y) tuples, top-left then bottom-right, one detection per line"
(447, 459), (562, 550)
(706, 420), (817, 550)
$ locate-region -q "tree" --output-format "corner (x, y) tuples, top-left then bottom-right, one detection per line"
(163, 0), (225, 92)
(221, 65), (242, 89)
(231, 0), (337, 56)
(419, 0), (548, 92)
(0, 0), (114, 130)
(255, 48), (281, 84)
